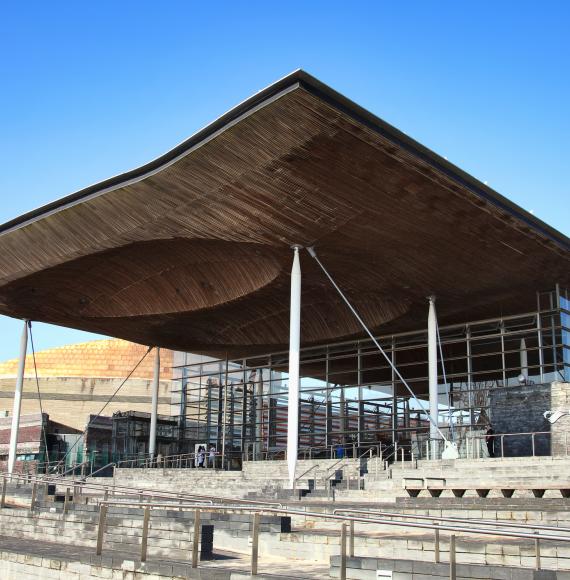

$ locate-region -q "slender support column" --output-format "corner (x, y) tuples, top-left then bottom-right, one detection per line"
(500, 322), (507, 386)
(536, 310), (545, 383)
(8, 320), (28, 475)
(391, 338), (397, 445)
(149, 347), (160, 458)
(221, 358), (229, 469)
(325, 348), (331, 448)
(339, 388), (346, 448)
(287, 246), (301, 488)
(357, 343), (363, 448)
(466, 327), (475, 429)
(428, 297), (439, 457)
(520, 338), (528, 381)
(255, 369), (263, 460)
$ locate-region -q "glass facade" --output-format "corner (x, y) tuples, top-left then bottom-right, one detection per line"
(171, 287), (570, 462)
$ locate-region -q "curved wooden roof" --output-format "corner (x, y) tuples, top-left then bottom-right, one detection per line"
(0, 71), (568, 356)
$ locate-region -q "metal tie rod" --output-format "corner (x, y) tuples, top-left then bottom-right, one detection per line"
(306, 246), (447, 441)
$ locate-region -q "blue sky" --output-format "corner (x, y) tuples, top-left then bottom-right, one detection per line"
(0, 1), (568, 361)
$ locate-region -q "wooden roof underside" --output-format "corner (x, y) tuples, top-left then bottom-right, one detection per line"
(0, 71), (568, 358)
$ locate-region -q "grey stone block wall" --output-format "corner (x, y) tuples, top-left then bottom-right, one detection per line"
(329, 556), (568, 579)
(489, 382), (570, 457)
(489, 384), (551, 457)
(551, 382), (570, 456)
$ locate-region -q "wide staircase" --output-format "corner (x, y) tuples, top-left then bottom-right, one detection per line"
(2, 455), (570, 578)
(113, 457), (364, 500)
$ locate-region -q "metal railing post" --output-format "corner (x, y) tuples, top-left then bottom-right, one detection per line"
(251, 512), (260, 576)
(349, 519), (355, 557)
(1, 476), (7, 508)
(434, 522), (440, 563)
(401, 447), (404, 462)
(340, 522), (347, 580)
(141, 507), (151, 562)
(192, 509), (200, 568)
(30, 482), (37, 511)
(501, 435), (505, 458)
(532, 433), (536, 457)
(535, 534), (541, 570)
(63, 487), (71, 515)
(96, 505), (107, 555)
(449, 534), (456, 580)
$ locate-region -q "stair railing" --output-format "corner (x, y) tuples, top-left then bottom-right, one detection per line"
(292, 463), (320, 490)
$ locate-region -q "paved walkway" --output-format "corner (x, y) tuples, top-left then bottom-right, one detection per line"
(0, 534), (330, 579)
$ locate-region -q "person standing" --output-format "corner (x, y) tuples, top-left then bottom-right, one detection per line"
(197, 446), (206, 468)
(209, 445), (216, 468)
(485, 426), (495, 458)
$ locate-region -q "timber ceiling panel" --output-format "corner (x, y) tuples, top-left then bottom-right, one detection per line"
(0, 71), (567, 356)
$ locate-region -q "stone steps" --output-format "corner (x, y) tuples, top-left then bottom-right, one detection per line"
(329, 555), (568, 579)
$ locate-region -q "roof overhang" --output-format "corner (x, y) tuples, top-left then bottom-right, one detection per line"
(0, 70), (568, 356)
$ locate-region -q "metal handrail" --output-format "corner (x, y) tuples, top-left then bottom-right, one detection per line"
(421, 430), (554, 460)
(1, 472), (215, 508)
(114, 451), (225, 470)
(89, 499), (570, 574)
(293, 464), (320, 490)
(0, 471), (284, 509)
(86, 462), (116, 479)
(382, 441), (413, 466)
(332, 508), (570, 536)
(323, 457), (348, 479)
(5, 473), (568, 575)
(96, 500), (570, 544)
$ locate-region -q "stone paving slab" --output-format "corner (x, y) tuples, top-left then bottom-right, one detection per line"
(0, 534), (329, 579)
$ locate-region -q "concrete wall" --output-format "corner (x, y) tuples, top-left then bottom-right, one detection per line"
(551, 382), (570, 456)
(0, 377), (172, 431)
(0, 339), (175, 431)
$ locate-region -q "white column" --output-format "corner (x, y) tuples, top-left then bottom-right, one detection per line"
(149, 347), (160, 458)
(520, 338), (528, 381)
(428, 296), (439, 458)
(254, 369), (264, 460)
(287, 246), (301, 488)
(8, 320), (28, 475)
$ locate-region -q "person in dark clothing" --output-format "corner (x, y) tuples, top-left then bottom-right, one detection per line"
(485, 427), (495, 458)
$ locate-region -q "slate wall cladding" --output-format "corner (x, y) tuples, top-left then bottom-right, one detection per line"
(489, 382), (570, 457)
(489, 383), (551, 457)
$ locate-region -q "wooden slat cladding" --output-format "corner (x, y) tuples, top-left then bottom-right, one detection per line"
(0, 80), (567, 356)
